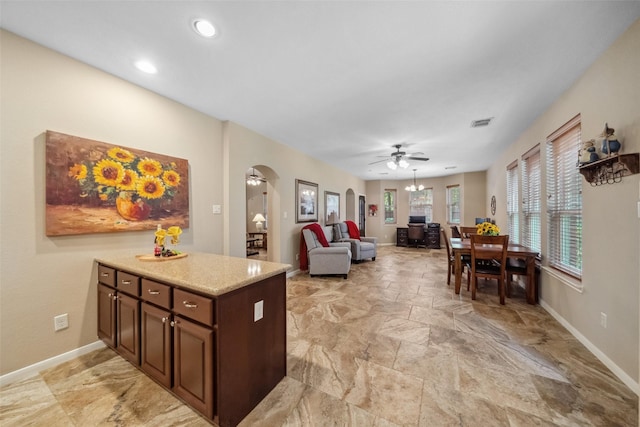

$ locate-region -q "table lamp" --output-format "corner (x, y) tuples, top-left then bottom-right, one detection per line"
(252, 213), (266, 232)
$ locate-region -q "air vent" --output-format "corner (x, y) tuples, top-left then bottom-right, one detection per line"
(471, 117), (493, 128)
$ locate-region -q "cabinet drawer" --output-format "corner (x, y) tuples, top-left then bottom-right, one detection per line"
(173, 289), (214, 326)
(98, 265), (116, 287)
(141, 279), (171, 309)
(116, 271), (140, 296)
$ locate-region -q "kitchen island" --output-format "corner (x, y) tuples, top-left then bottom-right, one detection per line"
(95, 252), (290, 427)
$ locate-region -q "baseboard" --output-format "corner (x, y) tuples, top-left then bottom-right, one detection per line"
(0, 340), (106, 388)
(540, 299), (639, 395)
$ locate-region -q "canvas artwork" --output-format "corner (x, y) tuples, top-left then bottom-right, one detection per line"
(295, 179), (318, 223)
(46, 130), (189, 236)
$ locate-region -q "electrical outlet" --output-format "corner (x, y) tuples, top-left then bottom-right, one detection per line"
(54, 313), (69, 331)
(600, 312), (607, 328)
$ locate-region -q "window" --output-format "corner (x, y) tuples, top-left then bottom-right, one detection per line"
(506, 161), (519, 244)
(546, 115), (582, 278)
(409, 188), (433, 222)
(446, 185), (460, 224)
(384, 189), (397, 224)
(522, 146), (541, 253)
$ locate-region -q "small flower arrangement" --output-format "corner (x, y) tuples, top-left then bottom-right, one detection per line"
(68, 146), (181, 207)
(476, 221), (500, 236)
(155, 225), (182, 257)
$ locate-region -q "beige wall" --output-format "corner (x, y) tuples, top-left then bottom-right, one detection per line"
(486, 19), (640, 387)
(365, 172), (487, 244)
(0, 30), (224, 374)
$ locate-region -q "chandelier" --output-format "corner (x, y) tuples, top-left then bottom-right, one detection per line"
(246, 168), (262, 186)
(405, 169), (425, 191)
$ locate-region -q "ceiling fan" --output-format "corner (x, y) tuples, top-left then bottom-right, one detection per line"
(246, 168), (266, 186)
(368, 144), (429, 170)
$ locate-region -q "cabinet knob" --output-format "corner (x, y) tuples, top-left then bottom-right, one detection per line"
(183, 301), (198, 309)
(170, 320), (177, 327)
(162, 316), (169, 323)
(147, 290), (160, 295)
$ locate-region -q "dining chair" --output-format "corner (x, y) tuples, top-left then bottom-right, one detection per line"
(460, 226), (477, 239)
(450, 225), (461, 239)
(469, 234), (509, 304)
(442, 229), (470, 288)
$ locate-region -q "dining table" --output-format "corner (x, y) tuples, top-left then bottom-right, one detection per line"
(450, 237), (539, 304)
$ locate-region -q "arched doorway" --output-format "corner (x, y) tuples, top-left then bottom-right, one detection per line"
(245, 165), (280, 262)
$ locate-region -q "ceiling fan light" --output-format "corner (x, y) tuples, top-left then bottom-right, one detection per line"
(387, 160), (397, 170)
(398, 159), (409, 169)
(418, 184), (425, 191)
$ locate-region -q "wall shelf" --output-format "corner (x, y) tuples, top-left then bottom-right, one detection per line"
(578, 153), (639, 186)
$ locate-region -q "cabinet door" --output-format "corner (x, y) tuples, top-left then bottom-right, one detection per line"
(97, 283), (116, 348)
(173, 316), (214, 419)
(141, 303), (172, 388)
(117, 292), (140, 365)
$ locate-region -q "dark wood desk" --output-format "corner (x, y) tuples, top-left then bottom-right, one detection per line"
(450, 237), (539, 304)
(246, 237), (259, 256)
(248, 232), (267, 250)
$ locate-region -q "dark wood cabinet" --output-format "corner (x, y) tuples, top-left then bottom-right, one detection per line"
(426, 226), (441, 249)
(116, 292), (140, 365)
(140, 302), (172, 388)
(173, 315), (214, 418)
(97, 283), (116, 348)
(396, 227), (408, 246)
(97, 261), (286, 427)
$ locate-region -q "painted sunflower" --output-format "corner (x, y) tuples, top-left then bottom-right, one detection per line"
(137, 157), (163, 177)
(162, 170), (181, 187)
(93, 159), (125, 187)
(118, 169), (139, 191)
(107, 147), (135, 163)
(136, 175), (166, 199)
(68, 163), (87, 180)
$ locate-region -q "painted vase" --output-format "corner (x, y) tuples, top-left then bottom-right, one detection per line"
(116, 197), (151, 221)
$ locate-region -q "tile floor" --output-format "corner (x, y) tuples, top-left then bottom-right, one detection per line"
(1, 245), (637, 426)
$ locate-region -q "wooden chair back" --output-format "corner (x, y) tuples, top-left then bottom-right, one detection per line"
(460, 226), (477, 239)
(469, 234), (509, 304)
(450, 225), (461, 238)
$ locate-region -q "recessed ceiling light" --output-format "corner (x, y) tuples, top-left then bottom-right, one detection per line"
(193, 19), (217, 38)
(445, 166), (457, 170)
(135, 60), (157, 74)
(471, 117), (493, 128)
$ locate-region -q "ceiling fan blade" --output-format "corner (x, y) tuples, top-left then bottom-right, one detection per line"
(411, 157), (430, 161)
(407, 152), (424, 157)
(368, 158), (390, 165)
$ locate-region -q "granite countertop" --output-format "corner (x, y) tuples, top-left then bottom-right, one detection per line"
(95, 252), (291, 296)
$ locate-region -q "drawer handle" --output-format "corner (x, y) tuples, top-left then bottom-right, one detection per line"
(100, 272), (110, 277)
(147, 290), (160, 295)
(183, 301), (198, 309)
(121, 280), (131, 285)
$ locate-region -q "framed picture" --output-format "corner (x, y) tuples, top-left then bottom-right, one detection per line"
(368, 204), (378, 217)
(45, 130), (189, 236)
(324, 191), (340, 225)
(295, 179), (318, 223)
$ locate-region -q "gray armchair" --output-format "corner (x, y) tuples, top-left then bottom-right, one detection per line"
(333, 222), (377, 263)
(302, 226), (351, 279)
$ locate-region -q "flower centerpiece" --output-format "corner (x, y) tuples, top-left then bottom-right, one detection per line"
(476, 221), (500, 236)
(154, 225), (182, 257)
(68, 147), (181, 221)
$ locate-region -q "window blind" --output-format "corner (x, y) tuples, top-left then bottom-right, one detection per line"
(522, 147), (541, 253)
(384, 189), (397, 224)
(506, 161), (519, 244)
(409, 188), (433, 222)
(447, 185), (460, 224)
(546, 115), (582, 278)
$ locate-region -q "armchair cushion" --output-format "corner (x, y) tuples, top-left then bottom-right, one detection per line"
(334, 222), (377, 262)
(301, 225), (352, 278)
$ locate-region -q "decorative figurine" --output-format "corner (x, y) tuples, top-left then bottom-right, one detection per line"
(579, 139), (598, 165)
(600, 122), (621, 157)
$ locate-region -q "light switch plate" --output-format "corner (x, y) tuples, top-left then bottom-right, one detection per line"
(212, 204), (221, 214)
(254, 300), (264, 322)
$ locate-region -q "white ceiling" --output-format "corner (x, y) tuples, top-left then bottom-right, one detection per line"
(2, 1), (639, 180)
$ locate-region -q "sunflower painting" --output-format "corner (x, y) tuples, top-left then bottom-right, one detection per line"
(46, 130), (189, 236)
